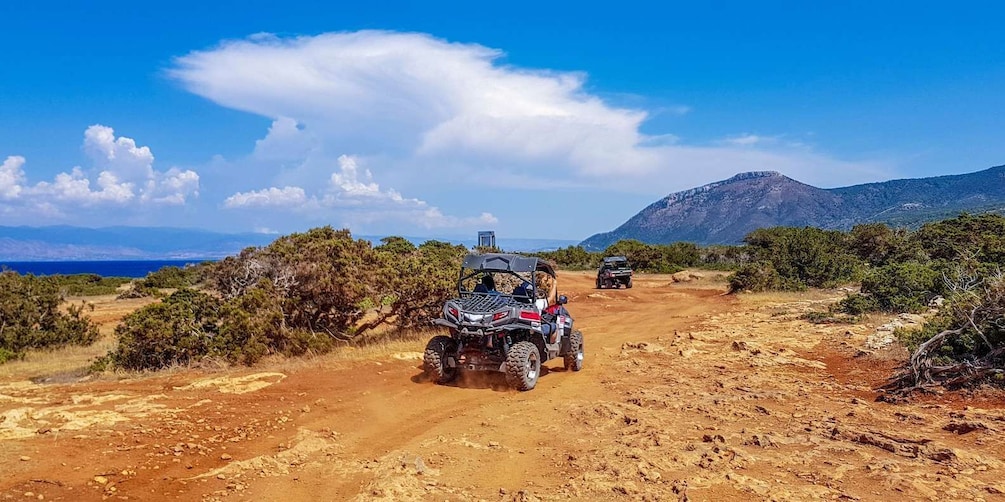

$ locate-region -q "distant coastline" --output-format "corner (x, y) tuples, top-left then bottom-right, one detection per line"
(0, 259), (215, 278)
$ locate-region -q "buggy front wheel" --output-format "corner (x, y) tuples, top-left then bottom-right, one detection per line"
(423, 336), (459, 384)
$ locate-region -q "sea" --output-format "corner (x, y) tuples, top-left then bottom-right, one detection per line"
(0, 259), (216, 278)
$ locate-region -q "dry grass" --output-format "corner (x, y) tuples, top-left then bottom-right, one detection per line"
(737, 288), (848, 305)
(0, 337), (114, 381)
(0, 293), (157, 382)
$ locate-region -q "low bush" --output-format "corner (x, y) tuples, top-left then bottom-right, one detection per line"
(140, 265), (203, 289)
(0, 271), (100, 362)
(116, 282), (161, 299)
(743, 226), (863, 289)
(835, 293), (878, 315)
(889, 265), (1005, 390)
(727, 261), (799, 293)
(107, 289), (220, 370)
(51, 274), (132, 296)
(862, 262), (940, 313)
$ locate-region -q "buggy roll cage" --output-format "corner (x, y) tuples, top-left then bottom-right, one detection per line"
(457, 253), (558, 306)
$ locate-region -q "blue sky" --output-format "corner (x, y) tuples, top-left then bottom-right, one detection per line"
(1, 1), (1002, 240)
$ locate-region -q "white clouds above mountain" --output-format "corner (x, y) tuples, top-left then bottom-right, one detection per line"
(170, 30), (890, 195)
(224, 186), (308, 209)
(223, 153), (497, 229)
(2, 30), (894, 236)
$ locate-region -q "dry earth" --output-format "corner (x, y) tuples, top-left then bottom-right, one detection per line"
(2, 271), (1005, 501)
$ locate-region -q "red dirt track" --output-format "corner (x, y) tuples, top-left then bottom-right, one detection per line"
(3, 271), (1004, 501)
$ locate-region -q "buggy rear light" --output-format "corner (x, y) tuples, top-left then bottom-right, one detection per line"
(448, 307), (458, 318)
(519, 311), (541, 321)
(492, 311), (508, 321)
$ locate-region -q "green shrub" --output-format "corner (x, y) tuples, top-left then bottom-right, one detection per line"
(116, 282), (161, 299)
(141, 265), (199, 289)
(727, 261), (798, 293)
(743, 226), (863, 288)
(216, 279), (287, 365)
(0, 271), (100, 362)
(0, 348), (18, 364)
(699, 245), (750, 270)
(108, 289), (220, 370)
(51, 274), (132, 296)
(912, 213), (1005, 264)
(528, 246), (599, 270)
(860, 262), (940, 313)
(836, 293), (878, 315)
(848, 223), (922, 266)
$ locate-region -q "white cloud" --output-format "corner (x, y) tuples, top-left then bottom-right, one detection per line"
(722, 134), (775, 147)
(170, 30), (892, 193)
(0, 156), (27, 200)
(30, 167), (135, 204)
(324, 154), (421, 206)
(223, 154), (496, 230)
(146, 168), (201, 204)
(253, 116), (316, 161)
(421, 208), (499, 229)
(83, 124), (156, 181)
(0, 126), (201, 221)
(224, 186), (308, 208)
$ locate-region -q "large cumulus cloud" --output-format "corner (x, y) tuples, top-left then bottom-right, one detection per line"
(170, 30), (890, 198)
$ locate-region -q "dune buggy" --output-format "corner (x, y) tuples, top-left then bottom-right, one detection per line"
(424, 253), (584, 391)
(596, 256), (633, 289)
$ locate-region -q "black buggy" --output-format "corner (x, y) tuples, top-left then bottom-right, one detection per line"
(423, 253), (584, 391)
(596, 256), (633, 289)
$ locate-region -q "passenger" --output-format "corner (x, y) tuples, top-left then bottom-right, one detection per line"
(473, 274), (497, 294)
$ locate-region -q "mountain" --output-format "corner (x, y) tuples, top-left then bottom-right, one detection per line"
(0, 226), (581, 261)
(581, 164), (1005, 249)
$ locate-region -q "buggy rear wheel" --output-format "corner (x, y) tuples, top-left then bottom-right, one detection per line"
(423, 335), (459, 384)
(564, 330), (584, 372)
(504, 341), (541, 391)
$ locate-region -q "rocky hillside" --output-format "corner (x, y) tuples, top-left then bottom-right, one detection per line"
(582, 164), (1005, 248)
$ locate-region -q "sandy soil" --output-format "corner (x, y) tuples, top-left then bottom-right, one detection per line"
(2, 271), (1004, 501)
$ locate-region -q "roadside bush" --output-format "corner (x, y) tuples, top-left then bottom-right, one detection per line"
(740, 226), (862, 290)
(848, 223), (922, 266)
(116, 282), (161, 299)
(912, 213), (1005, 264)
(727, 261), (796, 293)
(529, 246), (599, 270)
(216, 279), (288, 365)
(699, 245), (750, 270)
(51, 274), (132, 296)
(888, 264), (1005, 390)
(0, 271), (100, 362)
(860, 262), (941, 313)
(601, 239), (695, 273)
(141, 265), (200, 289)
(835, 293), (878, 315)
(378, 240), (469, 331)
(108, 289), (220, 370)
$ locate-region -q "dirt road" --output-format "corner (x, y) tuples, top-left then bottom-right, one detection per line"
(2, 272), (1005, 501)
